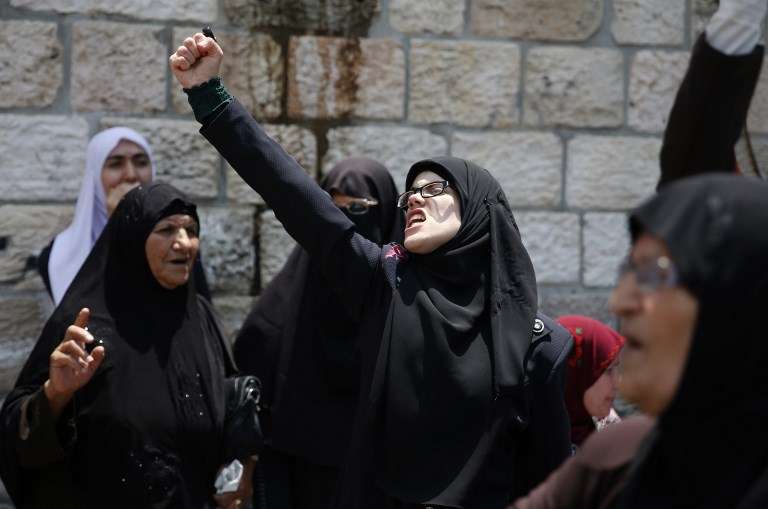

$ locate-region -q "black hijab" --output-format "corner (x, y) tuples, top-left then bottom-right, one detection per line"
(376, 157), (538, 504)
(0, 183), (233, 508)
(233, 157), (400, 465)
(618, 175), (768, 509)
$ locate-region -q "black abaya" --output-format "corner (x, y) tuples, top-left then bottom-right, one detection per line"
(0, 183), (235, 508)
(233, 158), (401, 508)
(195, 97), (572, 509)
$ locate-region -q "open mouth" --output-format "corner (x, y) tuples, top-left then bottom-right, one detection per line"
(169, 259), (189, 266)
(406, 210), (426, 229)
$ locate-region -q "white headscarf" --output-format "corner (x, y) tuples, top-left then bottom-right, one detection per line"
(49, 127), (155, 304)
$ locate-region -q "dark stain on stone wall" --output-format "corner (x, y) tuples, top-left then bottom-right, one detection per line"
(224, 0), (378, 36)
(335, 37), (362, 118)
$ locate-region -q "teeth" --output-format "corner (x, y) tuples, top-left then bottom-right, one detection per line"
(408, 215), (425, 227)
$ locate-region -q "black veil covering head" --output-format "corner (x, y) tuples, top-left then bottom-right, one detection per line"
(376, 157), (538, 503)
(0, 182), (233, 508)
(619, 175), (768, 509)
(233, 157), (400, 465)
(322, 156), (403, 245)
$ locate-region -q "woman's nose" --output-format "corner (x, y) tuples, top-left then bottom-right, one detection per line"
(609, 275), (641, 318)
(407, 191), (424, 209)
(123, 161), (139, 183)
(172, 228), (192, 250)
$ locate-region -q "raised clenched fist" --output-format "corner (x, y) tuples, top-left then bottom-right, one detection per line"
(169, 32), (223, 90)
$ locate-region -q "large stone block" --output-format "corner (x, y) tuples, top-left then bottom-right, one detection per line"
(72, 21), (166, 113)
(0, 21), (62, 108)
(583, 213), (630, 288)
(611, 0), (685, 46)
(0, 295), (47, 394)
(323, 126), (448, 191)
(389, 0), (465, 35)
(288, 36), (405, 120)
(228, 124), (317, 205)
(538, 287), (615, 327)
(259, 210), (296, 288)
(101, 117), (221, 200)
(223, 0), (379, 34)
(0, 205), (74, 291)
(567, 136), (660, 209)
(471, 0), (602, 41)
(199, 206), (255, 295)
(525, 47), (624, 128)
(0, 115), (88, 201)
(172, 29), (283, 119)
(747, 58), (768, 134)
(10, 0), (217, 21)
(516, 212), (580, 284)
(452, 131), (562, 208)
(628, 51), (689, 133)
(409, 40), (520, 127)
(212, 295), (256, 343)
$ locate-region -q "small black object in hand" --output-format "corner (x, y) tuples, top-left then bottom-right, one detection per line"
(202, 26), (217, 42)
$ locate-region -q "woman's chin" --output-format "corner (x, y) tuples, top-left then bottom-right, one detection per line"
(404, 234), (428, 254)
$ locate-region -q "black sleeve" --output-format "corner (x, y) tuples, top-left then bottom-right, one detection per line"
(659, 34), (764, 189)
(513, 317), (573, 497)
(200, 99), (383, 316)
(14, 389), (72, 468)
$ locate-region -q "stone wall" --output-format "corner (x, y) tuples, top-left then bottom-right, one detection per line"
(1, 0), (767, 501)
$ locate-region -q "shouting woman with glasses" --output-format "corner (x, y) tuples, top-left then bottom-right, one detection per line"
(170, 33), (572, 509)
(232, 157), (401, 509)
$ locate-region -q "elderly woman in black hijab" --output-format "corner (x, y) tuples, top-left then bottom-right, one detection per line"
(0, 183), (248, 508)
(171, 34), (572, 508)
(234, 158), (401, 508)
(512, 175), (768, 509)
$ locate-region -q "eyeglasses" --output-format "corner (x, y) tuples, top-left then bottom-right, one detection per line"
(397, 181), (450, 210)
(617, 255), (679, 293)
(337, 197), (379, 215)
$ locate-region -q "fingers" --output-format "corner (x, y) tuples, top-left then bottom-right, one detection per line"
(65, 324), (93, 349)
(169, 53), (190, 72)
(173, 45), (197, 69)
(74, 307), (90, 329)
(59, 340), (93, 372)
(183, 37), (200, 59)
(193, 32), (223, 57)
(50, 349), (82, 372)
(87, 346), (106, 373)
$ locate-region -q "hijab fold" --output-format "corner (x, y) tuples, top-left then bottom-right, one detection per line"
(49, 128), (155, 305)
(619, 175), (768, 509)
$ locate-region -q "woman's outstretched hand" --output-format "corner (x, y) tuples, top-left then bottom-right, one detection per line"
(44, 308), (105, 418)
(169, 32), (223, 89)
